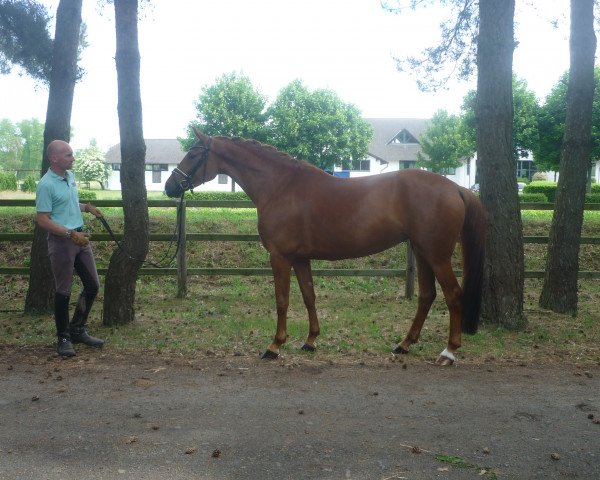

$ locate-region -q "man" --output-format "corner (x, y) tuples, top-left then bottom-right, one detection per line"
(36, 140), (105, 357)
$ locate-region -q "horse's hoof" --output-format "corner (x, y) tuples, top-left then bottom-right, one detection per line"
(261, 349), (279, 360)
(393, 345), (409, 355)
(301, 343), (316, 352)
(434, 355), (454, 366)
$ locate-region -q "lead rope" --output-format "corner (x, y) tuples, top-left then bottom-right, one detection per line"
(97, 192), (186, 268)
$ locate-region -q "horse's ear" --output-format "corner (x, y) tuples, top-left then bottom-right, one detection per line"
(192, 126), (204, 140)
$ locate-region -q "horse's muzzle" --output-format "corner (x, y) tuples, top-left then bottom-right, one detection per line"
(164, 178), (183, 198)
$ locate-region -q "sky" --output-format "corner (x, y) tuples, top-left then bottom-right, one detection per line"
(0, 0), (577, 152)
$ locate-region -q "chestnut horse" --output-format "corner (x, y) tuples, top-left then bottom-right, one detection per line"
(165, 129), (486, 365)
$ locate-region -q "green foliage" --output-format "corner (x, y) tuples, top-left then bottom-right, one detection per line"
(181, 191), (250, 201)
(517, 177), (530, 185)
(180, 72), (269, 150)
(183, 75), (373, 172)
(585, 193), (600, 204)
(524, 181), (557, 202)
(0, 117), (44, 171)
(73, 143), (110, 188)
(16, 118), (44, 170)
(0, 171), (17, 190)
(78, 190), (97, 201)
(461, 75), (540, 160)
(0, 118), (22, 170)
(520, 192), (547, 203)
(535, 67), (600, 172)
(591, 184), (600, 194)
(20, 175), (36, 192)
(0, 0), (53, 82)
(416, 109), (473, 173)
(268, 79), (372, 171)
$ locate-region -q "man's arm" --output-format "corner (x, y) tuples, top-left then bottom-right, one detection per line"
(36, 212), (70, 237)
(36, 212), (89, 246)
(79, 203), (103, 218)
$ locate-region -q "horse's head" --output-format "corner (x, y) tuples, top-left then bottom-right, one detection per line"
(165, 128), (215, 197)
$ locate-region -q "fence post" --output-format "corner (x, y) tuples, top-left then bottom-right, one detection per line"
(405, 240), (415, 299)
(176, 198), (187, 298)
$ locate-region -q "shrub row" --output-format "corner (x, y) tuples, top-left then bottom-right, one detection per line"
(179, 191), (251, 201)
(524, 181), (600, 203)
(0, 172), (17, 191)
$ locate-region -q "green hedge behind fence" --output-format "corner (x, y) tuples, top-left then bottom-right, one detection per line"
(525, 181), (600, 203)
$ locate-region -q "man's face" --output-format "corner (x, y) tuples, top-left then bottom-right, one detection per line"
(52, 143), (75, 171)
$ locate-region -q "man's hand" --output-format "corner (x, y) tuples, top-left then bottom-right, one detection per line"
(85, 203), (103, 218)
(71, 231), (89, 246)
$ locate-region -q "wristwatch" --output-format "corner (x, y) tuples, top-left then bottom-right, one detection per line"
(65, 229), (72, 238)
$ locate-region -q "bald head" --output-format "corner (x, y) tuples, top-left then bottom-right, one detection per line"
(47, 140), (74, 175)
(47, 140), (71, 158)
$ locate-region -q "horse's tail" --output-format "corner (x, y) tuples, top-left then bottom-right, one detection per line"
(459, 189), (486, 334)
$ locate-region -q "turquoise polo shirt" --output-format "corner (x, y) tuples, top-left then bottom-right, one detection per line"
(36, 169), (84, 230)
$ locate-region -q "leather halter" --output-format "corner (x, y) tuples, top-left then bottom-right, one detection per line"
(171, 136), (213, 192)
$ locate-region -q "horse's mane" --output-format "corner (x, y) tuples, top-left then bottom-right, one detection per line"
(223, 136), (319, 171)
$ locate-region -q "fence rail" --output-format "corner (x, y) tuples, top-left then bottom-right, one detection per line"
(1, 200), (600, 298)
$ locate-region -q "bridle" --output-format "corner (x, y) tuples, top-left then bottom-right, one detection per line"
(171, 136), (213, 192)
(97, 138), (213, 268)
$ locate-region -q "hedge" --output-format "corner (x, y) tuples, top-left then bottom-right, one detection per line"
(520, 192), (547, 203)
(78, 190), (97, 201)
(523, 181), (557, 202)
(178, 191), (251, 201)
(0, 172), (18, 191)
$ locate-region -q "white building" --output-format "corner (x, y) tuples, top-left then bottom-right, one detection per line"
(104, 139), (235, 192)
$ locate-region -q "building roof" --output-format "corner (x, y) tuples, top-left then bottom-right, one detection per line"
(105, 139), (185, 165)
(365, 118), (429, 163)
(104, 119), (431, 166)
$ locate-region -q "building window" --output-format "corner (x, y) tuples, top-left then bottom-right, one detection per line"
(350, 159), (370, 172)
(145, 164), (168, 172)
(389, 129), (419, 145)
(516, 159), (536, 181)
(399, 161), (417, 170)
(218, 174), (228, 184)
(111, 164), (120, 171)
(440, 167), (457, 176)
(152, 170), (161, 183)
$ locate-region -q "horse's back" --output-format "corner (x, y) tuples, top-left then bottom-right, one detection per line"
(258, 168), (469, 261)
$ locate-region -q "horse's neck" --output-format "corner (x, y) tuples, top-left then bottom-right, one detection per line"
(217, 141), (293, 206)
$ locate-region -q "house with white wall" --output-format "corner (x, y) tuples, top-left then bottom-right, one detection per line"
(334, 118), (476, 189)
(104, 139), (236, 192)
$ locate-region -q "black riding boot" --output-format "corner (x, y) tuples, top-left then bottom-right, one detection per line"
(55, 293), (75, 357)
(69, 291), (104, 348)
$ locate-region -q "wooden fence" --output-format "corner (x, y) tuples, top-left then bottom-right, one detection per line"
(1, 199), (599, 298)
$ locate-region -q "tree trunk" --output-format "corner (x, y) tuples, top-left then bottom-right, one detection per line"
(540, 0), (596, 314)
(477, 0), (525, 329)
(24, 0), (82, 314)
(102, 0), (149, 325)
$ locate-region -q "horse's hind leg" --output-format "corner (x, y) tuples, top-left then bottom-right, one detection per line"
(394, 254), (436, 354)
(432, 261), (463, 366)
(263, 253), (292, 359)
(293, 258), (319, 352)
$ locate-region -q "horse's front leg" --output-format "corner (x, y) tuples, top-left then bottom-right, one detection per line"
(292, 258), (319, 352)
(262, 254), (292, 359)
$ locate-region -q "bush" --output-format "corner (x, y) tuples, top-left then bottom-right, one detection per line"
(516, 177), (530, 185)
(591, 184), (600, 194)
(585, 193), (600, 204)
(520, 193), (548, 203)
(524, 181), (557, 202)
(20, 175), (37, 193)
(78, 190), (97, 201)
(177, 191), (251, 201)
(0, 172), (18, 191)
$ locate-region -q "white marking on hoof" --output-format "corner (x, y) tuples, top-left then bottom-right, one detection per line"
(436, 348), (456, 366)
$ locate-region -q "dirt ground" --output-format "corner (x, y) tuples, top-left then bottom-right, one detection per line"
(0, 345), (599, 480)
